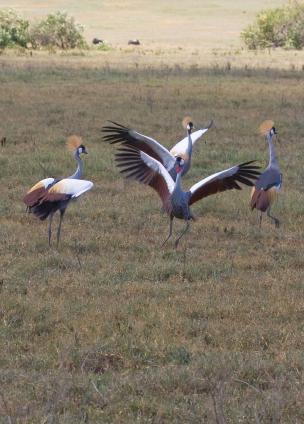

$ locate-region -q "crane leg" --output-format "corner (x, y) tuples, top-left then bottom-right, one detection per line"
(267, 207), (280, 228)
(162, 215), (174, 247)
(258, 212), (263, 228)
(56, 210), (65, 246)
(48, 213), (54, 246)
(175, 219), (190, 248)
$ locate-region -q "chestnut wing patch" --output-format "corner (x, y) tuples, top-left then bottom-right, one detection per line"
(23, 178), (57, 207)
(189, 161), (260, 206)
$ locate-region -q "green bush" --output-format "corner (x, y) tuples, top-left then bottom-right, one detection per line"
(96, 42), (112, 52)
(241, 1), (304, 50)
(0, 9), (30, 48)
(30, 11), (87, 49)
(0, 10), (88, 50)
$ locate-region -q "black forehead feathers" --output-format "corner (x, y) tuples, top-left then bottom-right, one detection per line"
(79, 144), (85, 149)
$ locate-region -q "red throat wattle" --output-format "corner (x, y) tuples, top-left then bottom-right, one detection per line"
(176, 165), (182, 174)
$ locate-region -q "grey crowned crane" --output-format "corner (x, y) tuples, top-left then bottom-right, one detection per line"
(114, 145), (261, 247)
(23, 136), (93, 245)
(102, 117), (213, 181)
(250, 121), (282, 227)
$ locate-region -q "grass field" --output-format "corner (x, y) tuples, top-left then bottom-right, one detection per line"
(1, 58), (304, 423)
(1, 1), (304, 423)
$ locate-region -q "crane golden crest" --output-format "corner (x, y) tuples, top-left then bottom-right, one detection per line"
(259, 120), (274, 136)
(66, 135), (83, 151)
(182, 116), (193, 129)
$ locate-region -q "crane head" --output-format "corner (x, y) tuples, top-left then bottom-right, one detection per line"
(270, 127), (277, 136)
(78, 144), (88, 155)
(259, 120), (278, 143)
(264, 126), (278, 144)
(269, 126), (279, 143)
(175, 156), (185, 174)
(182, 116), (195, 133)
(187, 121), (194, 133)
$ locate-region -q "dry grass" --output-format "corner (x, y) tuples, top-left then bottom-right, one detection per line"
(1, 58), (304, 422)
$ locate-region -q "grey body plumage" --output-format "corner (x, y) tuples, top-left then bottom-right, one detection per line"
(170, 173), (192, 220)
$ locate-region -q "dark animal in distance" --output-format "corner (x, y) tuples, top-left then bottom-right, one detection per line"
(92, 38), (104, 45)
(128, 39), (140, 45)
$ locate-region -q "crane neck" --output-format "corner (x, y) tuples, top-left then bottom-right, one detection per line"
(174, 170), (183, 192)
(267, 133), (278, 167)
(187, 129), (193, 157)
(68, 151), (83, 179)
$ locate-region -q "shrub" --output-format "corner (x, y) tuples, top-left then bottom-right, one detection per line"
(0, 9), (30, 48)
(241, 1), (304, 50)
(284, 1), (304, 49)
(30, 11), (87, 50)
(96, 42), (112, 52)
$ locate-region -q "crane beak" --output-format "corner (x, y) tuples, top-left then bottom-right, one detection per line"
(207, 119), (214, 129)
(274, 130), (280, 143)
(197, 119), (214, 130)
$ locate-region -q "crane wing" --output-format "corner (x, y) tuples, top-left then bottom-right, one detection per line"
(102, 121), (176, 171)
(170, 121), (213, 158)
(115, 145), (175, 213)
(23, 178), (56, 207)
(189, 161), (260, 205)
(47, 179), (94, 198)
(29, 179), (93, 221)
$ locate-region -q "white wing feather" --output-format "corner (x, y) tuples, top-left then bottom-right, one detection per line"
(27, 177), (55, 193)
(170, 128), (209, 157)
(189, 164), (239, 195)
(132, 130), (176, 170)
(51, 179), (94, 198)
(40, 178), (55, 188)
(139, 150), (175, 194)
